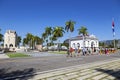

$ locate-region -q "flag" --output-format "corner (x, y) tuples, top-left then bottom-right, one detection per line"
(112, 19), (115, 37)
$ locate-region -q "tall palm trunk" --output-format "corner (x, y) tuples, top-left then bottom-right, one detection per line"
(69, 31), (71, 49)
(83, 35), (85, 49)
(58, 40), (61, 52)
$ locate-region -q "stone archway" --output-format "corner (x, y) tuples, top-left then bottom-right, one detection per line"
(77, 43), (80, 48)
(9, 44), (13, 47)
(91, 42), (94, 48)
(5, 44), (8, 48)
(72, 43), (75, 48)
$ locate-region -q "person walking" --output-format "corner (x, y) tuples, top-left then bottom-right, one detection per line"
(77, 47), (81, 56)
(82, 47), (85, 56)
(70, 47), (74, 57)
(66, 48), (70, 57)
(74, 46), (78, 57)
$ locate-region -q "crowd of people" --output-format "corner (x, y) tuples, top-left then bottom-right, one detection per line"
(67, 47), (117, 57)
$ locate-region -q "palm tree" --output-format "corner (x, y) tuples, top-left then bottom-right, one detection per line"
(42, 32), (47, 41)
(17, 36), (21, 48)
(53, 26), (65, 51)
(50, 35), (57, 45)
(45, 27), (53, 46)
(78, 26), (88, 48)
(26, 33), (34, 49)
(23, 34), (43, 49)
(23, 38), (27, 46)
(0, 29), (3, 43)
(65, 20), (75, 32)
(45, 27), (52, 36)
(53, 26), (65, 38)
(34, 36), (43, 46)
(78, 26), (88, 36)
(65, 20), (76, 48)
(42, 32), (47, 49)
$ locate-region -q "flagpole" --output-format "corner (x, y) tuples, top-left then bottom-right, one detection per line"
(114, 36), (115, 48)
(112, 18), (115, 48)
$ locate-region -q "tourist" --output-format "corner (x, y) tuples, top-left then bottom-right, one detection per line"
(77, 47), (81, 56)
(74, 46), (78, 57)
(82, 47), (85, 56)
(70, 47), (74, 57)
(66, 48), (70, 57)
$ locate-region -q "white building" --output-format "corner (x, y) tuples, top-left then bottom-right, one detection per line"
(70, 34), (99, 49)
(4, 30), (17, 49)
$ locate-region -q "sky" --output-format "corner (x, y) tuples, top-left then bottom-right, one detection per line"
(0, 0), (120, 43)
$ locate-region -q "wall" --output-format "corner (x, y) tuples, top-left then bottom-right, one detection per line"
(70, 39), (99, 49)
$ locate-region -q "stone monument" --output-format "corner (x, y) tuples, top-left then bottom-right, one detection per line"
(4, 30), (17, 50)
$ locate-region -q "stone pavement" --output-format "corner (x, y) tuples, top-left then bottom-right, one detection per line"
(0, 54), (9, 59)
(29, 58), (120, 80)
(25, 52), (63, 57)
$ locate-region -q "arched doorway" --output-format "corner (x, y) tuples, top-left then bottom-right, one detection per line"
(5, 44), (8, 48)
(9, 44), (13, 47)
(91, 42), (94, 48)
(77, 43), (80, 49)
(72, 43), (75, 48)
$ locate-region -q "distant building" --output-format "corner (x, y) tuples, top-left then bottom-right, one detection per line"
(4, 30), (17, 49)
(99, 39), (120, 48)
(65, 34), (99, 49)
(117, 39), (120, 48)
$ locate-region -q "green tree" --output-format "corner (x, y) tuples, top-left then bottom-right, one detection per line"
(45, 27), (53, 46)
(17, 36), (21, 48)
(53, 26), (65, 51)
(45, 27), (52, 36)
(42, 32), (47, 49)
(23, 33), (43, 49)
(26, 33), (34, 49)
(65, 20), (75, 48)
(42, 32), (47, 41)
(0, 29), (3, 43)
(34, 36), (43, 45)
(65, 20), (75, 32)
(53, 26), (65, 39)
(99, 42), (105, 47)
(23, 38), (27, 46)
(78, 26), (88, 48)
(50, 35), (57, 44)
(78, 26), (88, 36)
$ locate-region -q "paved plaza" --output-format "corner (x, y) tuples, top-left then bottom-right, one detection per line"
(0, 52), (120, 80)
(31, 58), (120, 80)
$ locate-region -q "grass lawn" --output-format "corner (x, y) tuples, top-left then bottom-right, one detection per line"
(49, 51), (67, 54)
(6, 52), (30, 58)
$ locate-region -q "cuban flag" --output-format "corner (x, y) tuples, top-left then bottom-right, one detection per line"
(112, 19), (115, 37)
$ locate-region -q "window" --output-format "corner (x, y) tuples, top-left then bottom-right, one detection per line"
(72, 43), (75, 48)
(77, 43), (80, 48)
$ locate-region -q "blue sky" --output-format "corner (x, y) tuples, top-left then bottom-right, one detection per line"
(0, 0), (120, 42)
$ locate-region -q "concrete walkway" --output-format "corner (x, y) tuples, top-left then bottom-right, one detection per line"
(21, 51), (64, 57)
(0, 54), (9, 59)
(29, 58), (120, 80)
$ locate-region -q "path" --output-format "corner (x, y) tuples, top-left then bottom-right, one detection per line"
(0, 52), (120, 79)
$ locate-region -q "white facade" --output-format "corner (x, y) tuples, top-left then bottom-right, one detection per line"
(4, 30), (17, 48)
(70, 35), (99, 49)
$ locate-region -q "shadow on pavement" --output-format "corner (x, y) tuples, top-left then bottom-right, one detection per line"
(96, 68), (120, 79)
(0, 68), (36, 80)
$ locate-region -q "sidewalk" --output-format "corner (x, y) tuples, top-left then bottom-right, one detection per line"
(0, 54), (9, 59)
(29, 58), (120, 80)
